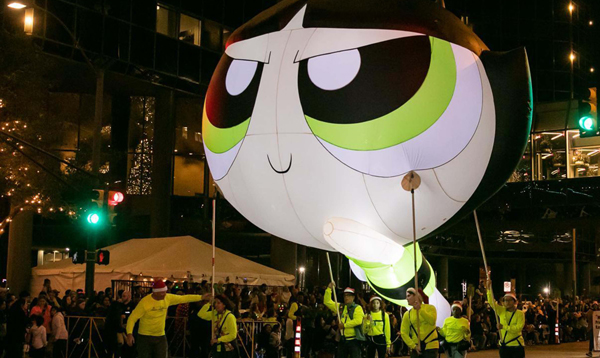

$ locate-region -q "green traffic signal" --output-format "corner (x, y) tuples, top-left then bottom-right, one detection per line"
(579, 116), (595, 131)
(578, 87), (598, 137)
(87, 212), (101, 225)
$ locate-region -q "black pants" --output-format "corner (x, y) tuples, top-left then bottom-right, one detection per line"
(211, 342), (239, 358)
(137, 334), (168, 358)
(409, 349), (438, 358)
(499, 345), (525, 358)
(30, 347), (46, 358)
(302, 327), (314, 358)
(337, 338), (362, 358)
(367, 335), (386, 358)
(5, 340), (23, 358)
(285, 338), (294, 358)
(53, 339), (67, 358)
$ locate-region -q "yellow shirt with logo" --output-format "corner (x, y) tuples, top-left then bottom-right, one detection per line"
(400, 305), (439, 351)
(363, 310), (391, 347)
(126, 293), (203, 336)
(198, 303), (238, 343)
(440, 316), (471, 343)
(487, 291), (525, 347)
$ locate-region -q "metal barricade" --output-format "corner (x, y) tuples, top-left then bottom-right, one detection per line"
(64, 316), (269, 358)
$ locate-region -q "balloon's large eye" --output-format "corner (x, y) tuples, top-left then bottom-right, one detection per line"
(203, 56), (264, 154)
(298, 36), (457, 151)
(203, 55), (264, 180)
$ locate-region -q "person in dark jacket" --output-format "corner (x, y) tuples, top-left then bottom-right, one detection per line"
(6, 298), (29, 357)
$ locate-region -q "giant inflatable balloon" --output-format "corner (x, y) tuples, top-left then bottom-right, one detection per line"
(202, 0), (532, 324)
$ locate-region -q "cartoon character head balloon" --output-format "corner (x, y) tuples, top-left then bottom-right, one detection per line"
(202, 0), (532, 316)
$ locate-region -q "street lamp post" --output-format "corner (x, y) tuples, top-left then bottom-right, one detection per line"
(299, 266), (306, 291)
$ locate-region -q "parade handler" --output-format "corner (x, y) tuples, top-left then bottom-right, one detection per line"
(400, 288), (439, 358)
(440, 302), (471, 358)
(364, 296), (391, 358)
(486, 280), (525, 358)
(324, 282), (366, 358)
(126, 280), (204, 358)
(198, 294), (239, 358)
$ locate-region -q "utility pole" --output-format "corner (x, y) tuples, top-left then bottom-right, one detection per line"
(85, 230), (97, 296)
(92, 70), (105, 174)
(573, 228), (577, 297)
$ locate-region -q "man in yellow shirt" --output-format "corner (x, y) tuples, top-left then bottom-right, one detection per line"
(126, 280), (203, 358)
(324, 282), (365, 358)
(486, 280), (525, 358)
(400, 288), (439, 358)
(440, 303), (470, 358)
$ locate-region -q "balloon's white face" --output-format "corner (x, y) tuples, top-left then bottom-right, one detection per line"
(203, 7), (496, 251)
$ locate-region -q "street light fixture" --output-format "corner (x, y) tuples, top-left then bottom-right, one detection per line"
(24, 8), (33, 35)
(7, 2), (26, 9)
(543, 287), (550, 294)
(299, 266), (305, 273)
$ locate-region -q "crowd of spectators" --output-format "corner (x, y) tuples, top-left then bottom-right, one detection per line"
(0, 278), (598, 358)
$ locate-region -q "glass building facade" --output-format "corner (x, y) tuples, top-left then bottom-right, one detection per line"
(2, 0), (277, 204)
(448, 0), (598, 182)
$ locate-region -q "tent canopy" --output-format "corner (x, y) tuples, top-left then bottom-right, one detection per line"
(31, 236), (295, 293)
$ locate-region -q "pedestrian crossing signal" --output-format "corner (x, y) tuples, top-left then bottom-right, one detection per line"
(96, 250), (110, 265)
(72, 249), (86, 264)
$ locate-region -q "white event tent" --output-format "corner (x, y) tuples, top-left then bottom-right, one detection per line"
(31, 236), (295, 294)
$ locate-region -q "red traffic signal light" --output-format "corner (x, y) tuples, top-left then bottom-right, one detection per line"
(108, 191), (124, 206)
(96, 250), (110, 265)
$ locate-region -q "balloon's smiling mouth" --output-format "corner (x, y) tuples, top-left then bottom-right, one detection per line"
(267, 154), (292, 174)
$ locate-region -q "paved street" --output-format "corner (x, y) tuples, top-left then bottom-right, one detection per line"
(466, 341), (590, 357)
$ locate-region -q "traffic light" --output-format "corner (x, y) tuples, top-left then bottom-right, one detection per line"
(91, 189), (104, 208)
(86, 189), (106, 227)
(72, 249), (86, 264)
(108, 191), (124, 206)
(96, 250), (110, 265)
(86, 211), (102, 226)
(578, 87), (598, 137)
(107, 191), (124, 225)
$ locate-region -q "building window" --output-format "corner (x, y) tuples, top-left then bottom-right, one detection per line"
(195, 132), (201, 142)
(156, 4), (177, 38)
(202, 20), (222, 52)
(567, 130), (600, 178)
(180, 14), (201, 46)
(509, 139), (532, 182)
(532, 131), (566, 180)
(222, 28), (231, 49)
(127, 97), (155, 195)
(173, 156), (204, 196)
(182, 126), (188, 139)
